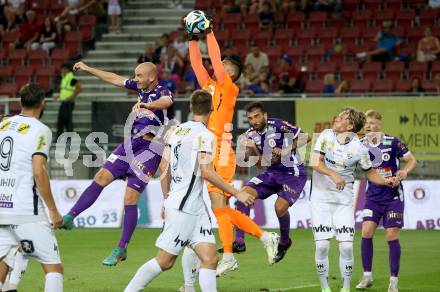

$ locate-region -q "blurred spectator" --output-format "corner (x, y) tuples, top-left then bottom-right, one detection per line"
(245, 45), (269, 73)
(409, 78), (425, 93)
(108, 0), (122, 33)
(183, 67), (199, 92)
(168, 0), (183, 9)
(323, 74), (347, 94)
(3, 0), (25, 30)
(172, 31), (188, 59)
(277, 55), (302, 93)
(356, 21), (401, 62)
(280, 0), (296, 13)
(243, 80), (271, 95)
(54, 64), (81, 138)
(259, 1), (274, 29)
(314, 0), (341, 14)
(162, 69), (177, 94)
(10, 10), (40, 50)
(198, 36), (209, 59)
(137, 43), (160, 64)
(155, 33), (170, 60)
(238, 64), (259, 89)
(417, 27), (440, 62)
(222, 0), (249, 14)
(161, 46), (185, 75)
(31, 17), (58, 52)
(429, 0), (440, 9)
(435, 74), (440, 94)
(55, 0), (82, 22)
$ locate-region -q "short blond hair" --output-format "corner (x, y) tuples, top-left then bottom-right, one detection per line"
(342, 107), (366, 133)
(365, 110), (382, 121)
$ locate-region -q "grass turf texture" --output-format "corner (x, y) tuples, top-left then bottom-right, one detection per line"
(18, 229), (439, 291)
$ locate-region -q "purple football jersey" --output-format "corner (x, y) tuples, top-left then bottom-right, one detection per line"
(125, 79), (175, 136)
(245, 118), (305, 174)
(362, 133), (410, 202)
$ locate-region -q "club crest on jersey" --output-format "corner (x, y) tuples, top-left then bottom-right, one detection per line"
(17, 123), (30, 134)
(0, 121), (11, 131)
(37, 135), (46, 150)
(382, 153), (391, 161)
(268, 138), (276, 147)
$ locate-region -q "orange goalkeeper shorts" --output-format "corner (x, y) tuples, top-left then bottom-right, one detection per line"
(207, 141), (236, 197)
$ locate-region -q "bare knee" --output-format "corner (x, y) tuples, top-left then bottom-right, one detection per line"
(361, 221), (377, 239)
(42, 263), (64, 274)
(94, 168), (114, 187)
(124, 188), (140, 205)
(275, 198), (289, 217)
(385, 228), (400, 241)
(199, 253), (218, 269)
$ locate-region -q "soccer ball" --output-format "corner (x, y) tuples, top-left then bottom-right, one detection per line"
(184, 10), (209, 34)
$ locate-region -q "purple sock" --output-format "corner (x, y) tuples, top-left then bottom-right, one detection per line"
(278, 212), (290, 246)
(361, 237), (373, 272)
(234, 201), (250, 244)
(68, 181), (104, 217)
(118, 205), (138, 248)
(388, 239), (401, 277)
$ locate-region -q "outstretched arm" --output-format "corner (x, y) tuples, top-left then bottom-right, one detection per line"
(206, 32), (226, 85)
(189, 41), (210, 87)
(73, 61), (126, 87)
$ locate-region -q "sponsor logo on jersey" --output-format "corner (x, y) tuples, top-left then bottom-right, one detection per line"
(17, 123), (30, 134)
(0, 121), (11, 131)
(37, 135), (46, 151)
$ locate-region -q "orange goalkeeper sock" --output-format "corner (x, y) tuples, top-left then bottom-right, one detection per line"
(213, 208), (234, 253)
(228, 208), (264, 239)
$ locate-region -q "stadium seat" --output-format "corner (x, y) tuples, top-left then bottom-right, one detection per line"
(79, 15), (97, 27)
(64, 31), (83, 57)
(283, 47), (305, 64)
(419, 8), (438, 27)
(274, 28), (296, 48)
(286, 12), (306, 29)
(2, 31), (19, 47)
(350, 80), (371, 93)
(406, 27), (424, 44)
(306, 46), (325, 64)
(305, 79), (323, 93)
(273, 12), (286, 28)
(215, 29), (230, 47)
(14, 66), (34, 88)
(340, 27), (360, 45)
(7, 49), (27, 67)
(422, 80), (436, 92)
(395, 80), (411, 92)
(362, 62), (382, 80)
(296, 27), (317, 47)
(408, 62), (428, 80)
(51, 48), (70, 69)
(364, 0), (383, 10)
(28, 49), (49, 67)
(385, 62), (405, 80)
(318, 27), (338, 48)
(253, 30), (273, 48)
(222, 14), (242, 31)
(194, 0), (210, 11)
(0, 49), (7, 65)
(372, 80), (395, 92)
(352, 11), (372, 28)
(308, 11), (327, 28)
(244, 14), (260, 31)
(27, 0), (50, 15)
(396, 9), (416, 27)
(361, 27), (378, 41)
(431, 61), (440, 78)
(374, 10), (395, 27)
(316, 62), (338, 79)
(0, 83), (18, 98)
(265, 47), (282, 65)
(385, 0), (403, 10)
(343, 0), (360, 11)
(0, 66), (13, 83)
(339, 63), (360, 81)
(231, 30), (251, 48)
(50, 1), (66, 16)
(80, 26), (95, 42)
(35, 66), (57, 92)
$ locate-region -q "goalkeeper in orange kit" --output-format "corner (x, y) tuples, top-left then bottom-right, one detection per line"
(177, 13), (280, 291)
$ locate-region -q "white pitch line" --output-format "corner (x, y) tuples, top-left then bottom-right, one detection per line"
(268, 284), (320, 291)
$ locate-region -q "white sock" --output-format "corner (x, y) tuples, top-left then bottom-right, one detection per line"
(260, 231), (270, 245)
(199, 268), (217, 292)
(364, 271), (372, 279)
(124, 258), (162, 292)
(315, 240), (330, 289)
(339, 241), (354, 290)
(9, 252), (28, 287)
(44, 272), (63, 292)
(390, 276), (398, 283)
(222, 252), (234, 261)
(182, 247), (199, 287)
(0, 282), (3, 289)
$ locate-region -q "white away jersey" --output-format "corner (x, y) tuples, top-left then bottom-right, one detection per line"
(311, 129), (372, 205)
(165, 121), (214, 215)
(0, 115), (52, 224)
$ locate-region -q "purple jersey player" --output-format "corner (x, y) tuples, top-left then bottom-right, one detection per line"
(356, 110), (417, 292)
(228, 102), (309, 263)
(59, 61), (174, 266)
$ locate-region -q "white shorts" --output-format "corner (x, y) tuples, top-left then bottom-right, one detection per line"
(0, 222), (61, 265)
(310, 200), (355, 242)
(0, 227), (19, 267)
(156, 207), (215, 256)
(108, 4), (121, 15)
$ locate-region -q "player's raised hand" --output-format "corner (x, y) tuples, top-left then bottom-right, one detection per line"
(73, 61), (89, 72)
(235, 191), (255, 207)
(331, 173), (346, 190)
(50, 210), (63, 229)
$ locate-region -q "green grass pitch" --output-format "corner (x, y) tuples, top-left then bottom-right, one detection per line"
(17, 229), (440, 291)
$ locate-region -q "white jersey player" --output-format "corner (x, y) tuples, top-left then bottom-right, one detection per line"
(124, 90), (255, 292)
(310, 108), (397, 292)
(0, 83), (63, 292)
